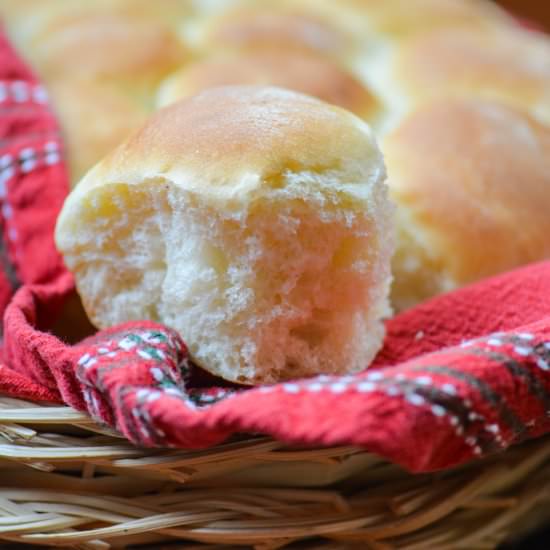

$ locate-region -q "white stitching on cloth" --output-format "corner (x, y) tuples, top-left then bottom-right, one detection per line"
(0, 141), (62, 257)
(0, 81), (48, 104)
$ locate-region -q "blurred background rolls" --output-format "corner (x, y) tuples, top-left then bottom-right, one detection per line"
(2, 0), (550, 313)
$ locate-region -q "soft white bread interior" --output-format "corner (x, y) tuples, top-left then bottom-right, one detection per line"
(55, 86), (394, 384)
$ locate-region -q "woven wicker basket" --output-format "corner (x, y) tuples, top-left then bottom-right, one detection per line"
(0, 397), (549, 549)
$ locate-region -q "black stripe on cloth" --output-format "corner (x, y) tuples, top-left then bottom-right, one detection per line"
(411, 364), (526, 438)
(468, 348), (550, 428)
(383, 377), (501, 455)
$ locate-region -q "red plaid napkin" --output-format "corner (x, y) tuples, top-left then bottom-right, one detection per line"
(1, 28), (549, 473)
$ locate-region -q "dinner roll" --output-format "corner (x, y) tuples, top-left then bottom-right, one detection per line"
(0, 0), (99, 47)
(187, 3), (357, 62)
(55, 86), (393, 384)
(385, 98), (550, 311)
(156, 50), (381, 124)
(334, 0), (514, 38)
(48, 79), (148, 185)
(104, 0), (192, 26)
(1, 0), (191, 59)
(394, 26), (550, 123)
(26, 12), (187, 96)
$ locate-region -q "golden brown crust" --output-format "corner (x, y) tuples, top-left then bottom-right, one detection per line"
(394, 27), (550, 119)
(196, 5), (355, 60)
(78, 85), (380, 197)
(0, 1), (99, 51)
(28, 12), (187, 91)
(157, 51), (380, 122)
(102, 0), (192, 24)
(337, 0), (513, 36)
(384, 98), (550, 296)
